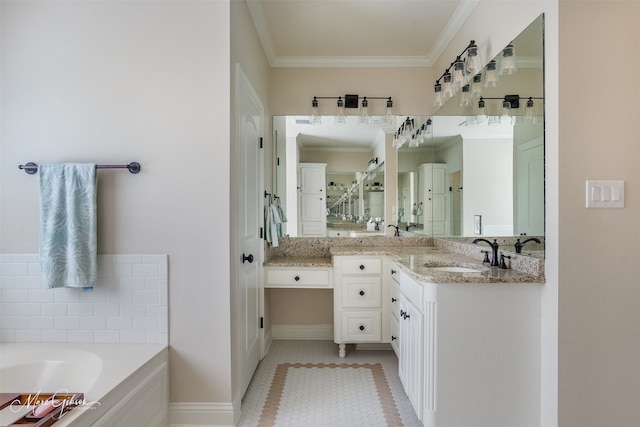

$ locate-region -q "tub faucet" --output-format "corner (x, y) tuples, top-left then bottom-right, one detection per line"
(388, 224), (400, 237)
(473, 238), (500, 267)
(514, 237), (541, 253)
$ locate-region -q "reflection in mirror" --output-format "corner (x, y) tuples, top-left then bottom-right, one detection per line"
(273, 116), (391, 237)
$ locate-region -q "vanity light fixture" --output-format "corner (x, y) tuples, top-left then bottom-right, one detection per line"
(467, 95), (542, 126)
(459, 84), (472, 107)
(433, 40), (482, 107)
(309, 95), (394, 126)
(470, 74), (483, 98)
(367, 157), (379, 171)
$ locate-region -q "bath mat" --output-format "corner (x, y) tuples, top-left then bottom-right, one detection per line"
(258, 362), (402, 427)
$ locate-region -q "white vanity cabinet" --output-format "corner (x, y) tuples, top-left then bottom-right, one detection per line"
(265, 266), (333, 289)
(393, 268), (541, 427)
(333, 256), (392, 357)
(389, 267), (400, 355)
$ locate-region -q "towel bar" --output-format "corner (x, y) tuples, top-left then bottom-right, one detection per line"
(19, 162), (141, 174)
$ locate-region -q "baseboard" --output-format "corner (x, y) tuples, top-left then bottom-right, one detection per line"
(355, 343), (393, 351)
(169, 402), (235, 427)
(271, 324), (333, 340)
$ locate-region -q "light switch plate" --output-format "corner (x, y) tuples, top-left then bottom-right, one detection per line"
(586, 180), (624, 208)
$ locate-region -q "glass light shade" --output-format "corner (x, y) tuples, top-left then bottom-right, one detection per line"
(424, 118), (433, 136)
(484, 60), (499, 87)
(499, 43), (517, 75)
(441, 72), (454, 100)
(476, 99), (488, 124)
(488, 115), (500, 126)
(459, 85), (472, 107)
(384, 97), (394, 125)
(465, 42), (482, 75)
(402, 117), (414, 137)
(334, 97), (346, 125)
(470, 74), (483, 98)
(523, 97), (536, 124)
(452, 58), (466, 92)
(499, 100), (513, 125)
(359, 97), (370, 125)
(310, 97), (321, 125)
(433, 83), (444, 108)
(466, 114), (478, 126)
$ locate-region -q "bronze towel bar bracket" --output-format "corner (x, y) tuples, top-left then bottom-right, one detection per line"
(19, 162), (141, 175)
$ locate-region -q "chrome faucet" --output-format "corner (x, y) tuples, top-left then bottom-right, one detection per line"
(473, 238), (500, 267)
(514, 237), (541, 253)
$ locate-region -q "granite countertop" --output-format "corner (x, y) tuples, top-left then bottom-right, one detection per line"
(264, 244), (543, 284)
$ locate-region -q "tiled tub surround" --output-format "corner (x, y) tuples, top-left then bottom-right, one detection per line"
(0, 254), (168, 344)
(265, 237), (544, 282)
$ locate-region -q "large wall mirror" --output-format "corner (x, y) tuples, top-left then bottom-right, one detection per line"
(272, 14), (544, 257)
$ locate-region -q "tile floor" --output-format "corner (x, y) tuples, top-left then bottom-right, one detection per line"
(238, 340), (421, 427)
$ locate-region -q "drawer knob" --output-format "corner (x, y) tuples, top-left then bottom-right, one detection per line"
(294, 275), (300, 281)
(391, 297), (397, 303)
(359, 325), (365, 331)
(359, 290), (365, 296)
(391, 335), (397, 341)
(391, 269), (396, 275)
(359, 264), (365, 270)
(400, 309), (405, 318)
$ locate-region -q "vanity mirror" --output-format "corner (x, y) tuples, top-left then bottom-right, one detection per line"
(271, 14), (544, 256)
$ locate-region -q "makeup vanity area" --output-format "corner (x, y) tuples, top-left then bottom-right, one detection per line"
(264, 14), (545, 427)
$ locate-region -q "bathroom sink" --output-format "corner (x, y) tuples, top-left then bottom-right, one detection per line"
(429, 266), (482, 273)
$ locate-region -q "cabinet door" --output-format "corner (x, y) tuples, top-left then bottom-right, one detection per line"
(431, 166), (446, 194)
(300, 194), (325, 222)
(399, 293), (424, 421)
(299, 166), (325, 194)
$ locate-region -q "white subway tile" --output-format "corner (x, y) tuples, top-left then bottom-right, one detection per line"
(42, 329), (68, 343)
(120, 330), (146, 343)
(0, 303), (16, 316)
(93, 330), (119, 343)
(146, 331), (160, 344)
(159, 281), (168, 306)
(118, 276), (146, 290)
(20, 303), (42, 316)
(159, 310), (168, 334)
(146, 305), (159, 317)
(0, 276), (16, 289)
(28, 316), (54, 330)
(28, 289), (54, 303)
(27, 263), (41, 276)
(15, 276), (44, 290)
(98, 254), (116, 265)
(97, 262), (115, 278)
(53, 288), (80, 303)
(145, 277), (159, 290)
(120, 304), (146, 317)
(133, 263), (159, 277)
(95, 277), (117, 290)
(68, 303), (94, 316)
(2, 316), (28, 329)
(113, 263), (133, 277)
(81, 317), (107, 330)
(0, 329), (16, 342)
(107, 289), (132, 304)
(2, 289), (28, 303)
(16, 329), (42, 342)
(107, 316), (132, 330)
(133, 317), (158, 331)
(11, 254), (38, 263)
(116, 254), (142, 264)
(143, 255), (166, 265)
(0, 254), (12, 262)
(54, 316), (80, 330)
(41, 303), (68, 316)
(0, 263), (28, 276)
(93, 303), (120, 317)
(133, 290), (158, 305)
(68, 330), (93, 343)
(158, 333), (168, 345)
(79, 288), (106, 303)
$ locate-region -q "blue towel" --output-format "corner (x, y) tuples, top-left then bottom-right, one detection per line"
(39, 163), (97, 289)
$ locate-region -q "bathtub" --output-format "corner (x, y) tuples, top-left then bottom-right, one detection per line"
(0, 343), (168, 426)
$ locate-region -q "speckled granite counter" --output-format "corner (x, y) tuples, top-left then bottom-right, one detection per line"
(264, 237), (544, 284)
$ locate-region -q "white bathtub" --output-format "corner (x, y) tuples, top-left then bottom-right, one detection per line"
(0, 343), (168, 426)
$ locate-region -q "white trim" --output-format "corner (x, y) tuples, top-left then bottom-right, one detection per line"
(169, 402), (235, 427)
(271, 324), (334, 340)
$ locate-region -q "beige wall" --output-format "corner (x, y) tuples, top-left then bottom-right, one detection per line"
(0, 0), (232, 406)
(558, 2), (640, 426)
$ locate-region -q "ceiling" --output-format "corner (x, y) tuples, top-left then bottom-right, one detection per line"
(246, 0), (479, 68)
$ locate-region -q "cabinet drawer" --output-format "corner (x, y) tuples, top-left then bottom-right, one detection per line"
(266, 268), (331, 288)
(341, 311), (382, 342)
(341, 276), (381, 308)
(341, 258), (382, 275)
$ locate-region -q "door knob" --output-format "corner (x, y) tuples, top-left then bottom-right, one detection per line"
(242, 253), (254, 264)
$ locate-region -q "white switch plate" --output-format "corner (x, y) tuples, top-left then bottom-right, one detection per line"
(586, 180), (624, 208)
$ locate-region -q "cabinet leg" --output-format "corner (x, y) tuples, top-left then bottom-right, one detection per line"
(338, 343), (346, 358)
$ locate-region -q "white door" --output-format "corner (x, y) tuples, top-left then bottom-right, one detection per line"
(515, 137), (544, 235)
(236, 64), (263, 397)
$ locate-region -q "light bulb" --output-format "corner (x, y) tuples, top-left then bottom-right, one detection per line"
(523, 97), (536, 124)
(465, 41), (482, 75)
(459, 84), (472, 107)
(452, 58), (466, 92)
(359, 97), (370, 125)
(433, 83), (443, 108)
(442, 72), (454, 100)
(470, 74), (483, 98)
(334, 96), (346, 125)
(499, 100), (513, 125)
(484, 60), (499, 88)
(499, 43), (517, 75)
